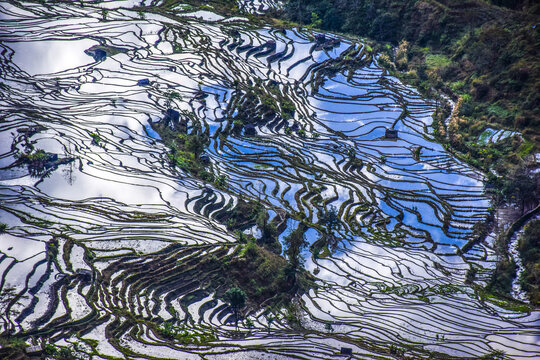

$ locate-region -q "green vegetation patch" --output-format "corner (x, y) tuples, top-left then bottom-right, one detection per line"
(424, 54), (451, 70)
(224, 240), (297, 306)
(489, 256), (517, 296)
(158, 322), (217, 345)
(90, 131), (101, 145)
(226, 79), (297, 123)
(152, 120), (217, 184)
(518, 139), (534, 157)
(518, 220), (540, 305)
(17, 149), (49, 163)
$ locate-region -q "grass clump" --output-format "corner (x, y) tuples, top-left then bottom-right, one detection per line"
(158, 322), (217, 345)
(90, 132), (101, 145)
(17, 149), (48, 163)
(151, 120), (215, 182)
(43, 344), (79, 360)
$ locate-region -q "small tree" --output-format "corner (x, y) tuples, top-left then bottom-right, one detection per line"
(284, 224), (307, 272)
(185, 133), (206, 157)
(310, 12), (322, 27)
(224, 287), (246, 331)
(256, 207), (278, 246)
(265, 314), (275, 333)
(325, 322), (334, 332)
(320, 205), (339, 231)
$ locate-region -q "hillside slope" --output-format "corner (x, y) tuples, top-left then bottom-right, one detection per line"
(284, 0), (539, 171)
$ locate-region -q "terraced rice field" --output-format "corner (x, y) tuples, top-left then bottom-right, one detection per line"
(0, 1), (538, 359)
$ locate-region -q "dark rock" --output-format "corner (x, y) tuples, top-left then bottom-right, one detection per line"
(314, 34), (341, 50)
(329, 38), (341, 47)
(77, 269), (92, 276)
(245, 124), (256, 136)
(290, 121), (300, 131)
(200, 154), (210, 163)
(76, 269), (93, 282)
(385, 128), (398, 139)
(85, 48), (107, 61)
(137, 78), (150, 86)
(265, 39), (276, 50)
(194, 90), (208, 101)
(94, 49), (107, 61)
(340, 347), (352, 356)
(163, 108), (188, 132)
(315, 34), (326, 43)
(163, 108), (180, 127)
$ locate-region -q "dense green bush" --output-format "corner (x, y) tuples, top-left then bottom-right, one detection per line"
(518, 220), (540, 305)
(489, 257), (517, 295)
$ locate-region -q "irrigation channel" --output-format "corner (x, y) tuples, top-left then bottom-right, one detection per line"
(0, 1), (538, 359)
